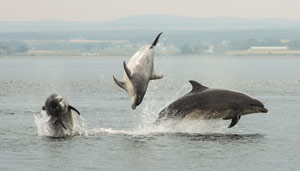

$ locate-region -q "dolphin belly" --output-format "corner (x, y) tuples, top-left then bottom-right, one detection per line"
(61, 111), (75, 131)
(47, 111), (74, 136)
(113, 33), (163, 109)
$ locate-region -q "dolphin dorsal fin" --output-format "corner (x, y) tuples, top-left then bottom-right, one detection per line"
(189, 80), (208, 93)
(150, 32), (162, 49)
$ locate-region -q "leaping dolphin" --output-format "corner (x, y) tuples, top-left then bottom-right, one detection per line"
(157, 80), (268, 128)
(42, 93), (80, 136)
(113, 32), (163, 109)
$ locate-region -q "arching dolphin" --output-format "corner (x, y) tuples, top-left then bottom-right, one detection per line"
(113, 32), (163, 109)
(157, 80), (268, 128)
(42, 93), (80, 136)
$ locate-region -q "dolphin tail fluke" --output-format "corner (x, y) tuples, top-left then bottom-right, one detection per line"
(113, 76), (125, 89)
(123, 61), (133, 79)
(69, 105), (80, 115)
(150, 72), (164, 80)
(150, 32), (163, 49)
(228, 116), (241, 128)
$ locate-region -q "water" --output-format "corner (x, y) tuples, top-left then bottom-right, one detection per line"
(0, 55), (300, 170)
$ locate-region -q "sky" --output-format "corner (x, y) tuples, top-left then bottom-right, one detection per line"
(0, 0), (300, 22)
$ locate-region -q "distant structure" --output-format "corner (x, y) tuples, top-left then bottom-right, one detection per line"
(227, 46), (300, 55)
(204, 45), (215, 54)
(249, 46), (288, 50)
(248, 46), (289, 55)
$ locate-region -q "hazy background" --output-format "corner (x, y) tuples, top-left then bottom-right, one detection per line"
(1, 0), (300, 21)
(1, 0), (300, 56)
(1, 2), (300, 170)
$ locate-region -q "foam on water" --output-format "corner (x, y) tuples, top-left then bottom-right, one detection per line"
(82, 82), (235, 137)
(33, 111), (52, 136)
(134, 80), (232, 135)
(83, 119), (233, 137)
(33, 77), (241, 138)
(33, 110), (88, 137)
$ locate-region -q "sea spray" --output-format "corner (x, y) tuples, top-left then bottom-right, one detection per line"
(135, 80), (232, 135)
(33, 110), (88, 137)
(33, 110), (52, 136)
(33, 79), (236, 137)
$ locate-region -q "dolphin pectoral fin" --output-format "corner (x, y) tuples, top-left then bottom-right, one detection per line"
(223, 115), (232, 120)
(150, 32), (163, 49)
(53, 116), (67, 130)
(223, 110), (242, 128)
(60, 120), (67, 130)
(123, 61), (133, 79)
(223, 110), (241, 120)
(228, 115), (241, 128)
(113, 76), (125, 89)
(57, 119), (67, 130)
(150, 71), (164, 80)
(189, 80), (208, 93)
(69, 105), (80, 115)
(42, 106), (46, 110)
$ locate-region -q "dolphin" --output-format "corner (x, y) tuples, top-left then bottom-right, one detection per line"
(157, 80), (268, 128)
(113, 32), (163, 109)
(42, 93), (80, 136)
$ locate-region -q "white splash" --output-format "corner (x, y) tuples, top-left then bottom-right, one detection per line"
(33, 110), (52, 136)
(132, 80), (234, 135)
(83, 83), (234, 137)
(83, 119), (232, 137)
(33, 110), (88, 137)
(33, 82), (236, 138)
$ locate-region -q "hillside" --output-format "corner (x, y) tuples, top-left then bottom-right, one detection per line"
(1, 14), (300, 32)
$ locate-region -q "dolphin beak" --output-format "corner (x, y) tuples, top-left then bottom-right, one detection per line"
(131, 103), (136, 110)
(130, 95), (137, 110)
(259, 107), (268, 113)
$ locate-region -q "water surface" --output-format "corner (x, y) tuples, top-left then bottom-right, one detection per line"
(0, 56), (300, 171)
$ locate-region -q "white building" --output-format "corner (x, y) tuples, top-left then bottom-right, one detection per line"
(249, 46), (288, 50)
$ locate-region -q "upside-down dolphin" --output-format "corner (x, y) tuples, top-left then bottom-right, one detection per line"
(113, 32), (163, 109)
(42, 93), (80, 136)
(157, 80), (268, 128)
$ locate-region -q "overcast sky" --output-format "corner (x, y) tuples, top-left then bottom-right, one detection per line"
(1, 0), (300, 22)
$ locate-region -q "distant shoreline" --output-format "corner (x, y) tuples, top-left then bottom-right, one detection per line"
(2, 54), (300, 59)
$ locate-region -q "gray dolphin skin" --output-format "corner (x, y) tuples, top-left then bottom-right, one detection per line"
(42, 93), (80, 135)
(157, 80), (268, 128)
(113, 32), (164, 109)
